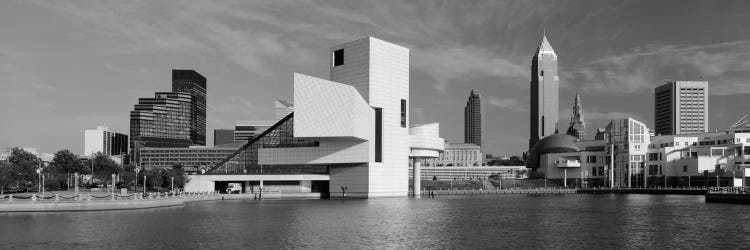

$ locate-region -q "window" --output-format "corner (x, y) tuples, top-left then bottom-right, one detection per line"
(401, 99), (407, 128)
(333, 49), (344, 67)
(587, 156), (597, 163)
(683, 165), (688, 172)
(375, 108), (382, 162)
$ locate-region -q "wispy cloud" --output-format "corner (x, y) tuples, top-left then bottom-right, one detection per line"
(487, 96), (527, 113)
(567, 40), (750, 95)
(413, 46), (526, 94)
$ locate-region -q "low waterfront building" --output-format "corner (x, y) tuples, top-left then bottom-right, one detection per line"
(426, 142), (483, 167)
(411, 165), (527, 181)
(528, 117), (750, 187)
(138, 143), (240, 172)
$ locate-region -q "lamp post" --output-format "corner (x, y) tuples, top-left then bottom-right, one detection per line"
(135, 168), (140, 193)
(36, 168), (41, 194)
(171, 176), (174, 194)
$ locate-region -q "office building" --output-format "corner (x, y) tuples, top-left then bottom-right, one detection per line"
(426, 142), (483, 167)
(654, 81), (708, 135)
(464, 89), (483, 147)
(84, 126), (128, 156)
(275, 100), (294, 121)
(214, 129), (235, 146)
(138, 144), (240, 173)
(185, 37), (410, 198)
(172, 69), (207, 146)
(529, 33), (560, 149)
(234, 120), (275, 142)
(130, 92), (193, 149)
(566, 93), (586, 140)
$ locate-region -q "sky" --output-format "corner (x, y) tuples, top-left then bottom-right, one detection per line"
(1, 0), (750, 157)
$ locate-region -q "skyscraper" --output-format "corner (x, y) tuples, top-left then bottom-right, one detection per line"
(464, 89), (483, 147)
(130, 92), (193, 149)
(172, 69), (207, 146)
(566, 93), (586, 140)
(529, 34), (560, 149)
(654, 81), (708, 135)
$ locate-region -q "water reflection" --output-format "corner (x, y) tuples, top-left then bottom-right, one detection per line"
(1, 195), (749, 248)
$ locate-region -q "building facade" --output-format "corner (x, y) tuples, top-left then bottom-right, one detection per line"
(411, 165), (527, 181)
(566, 93), (586, 140)
(185, 37), (411, 198)
(529, 34), (560, 149)
(529, 116), (750, 188)
(213, 129), (235, 146)
(84, 126), (128, 156)
(138, 144), (239, 172)
(172, 69), (207, 146)
(275, 100), (294, 121)
(464, 89), (483, 147)
(426, 142), (483, 167)
(654, 81), (709, 135)
(234, 120), (275, 143)
(130, 92), (193, 149)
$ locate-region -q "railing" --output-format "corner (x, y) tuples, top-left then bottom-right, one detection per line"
(1, 191), (223, 203)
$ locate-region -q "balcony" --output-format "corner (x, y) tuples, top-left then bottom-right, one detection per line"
(556, 161), (581, 168)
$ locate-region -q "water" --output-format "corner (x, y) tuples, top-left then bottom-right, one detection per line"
(1, 194), (749, 249)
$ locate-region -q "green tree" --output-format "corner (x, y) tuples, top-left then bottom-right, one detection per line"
(5, 148), (40, 191)
(49, 149), (85, 190)
(119, 164), (137, 189)
(91, 152), (121, 183)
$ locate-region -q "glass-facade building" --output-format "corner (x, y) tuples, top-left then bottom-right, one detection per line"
(130, 92), (193, 149)
(464, 89), (482, 147)
(207, 114), (327, 175)
(172, 69), (207, 146)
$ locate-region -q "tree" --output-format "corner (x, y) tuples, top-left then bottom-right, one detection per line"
(51, 150), (85, 175)
(5, 148), (40, 191)
(92, 152), (121, 183)
(48, 150), (85, 190)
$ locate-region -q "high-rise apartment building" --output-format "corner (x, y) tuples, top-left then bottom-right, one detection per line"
(566, 93), (586, 140)
(529, 34), (559, 149)
(464, 89), (483, 147)
(275, 100), (294, 121)
(172, 69), (207, 146)
(654, 81), (708, 135)
(130, 92), (193, 148)
(84, 126), (128, 156)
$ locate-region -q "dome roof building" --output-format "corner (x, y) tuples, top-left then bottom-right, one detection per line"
(526, 134), (580, 170)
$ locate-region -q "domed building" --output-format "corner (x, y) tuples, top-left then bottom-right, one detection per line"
(526, 134), (607, 187)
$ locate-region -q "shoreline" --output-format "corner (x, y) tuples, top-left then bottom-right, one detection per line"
(0, 192), (322, 213)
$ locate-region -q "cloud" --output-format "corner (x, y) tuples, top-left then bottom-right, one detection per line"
(413, 46), (526, 94)
(567, 40), (750, 95)
(487, 96), (527, 112)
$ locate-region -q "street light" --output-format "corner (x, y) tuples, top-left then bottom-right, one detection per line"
(36, 168), (41, 194)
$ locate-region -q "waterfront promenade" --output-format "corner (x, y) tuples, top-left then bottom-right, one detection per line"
(414, 187), (737, 196)
(0, 191), (321, 212)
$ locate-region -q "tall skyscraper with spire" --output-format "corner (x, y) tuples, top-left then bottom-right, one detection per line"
(566, 93), (586, 140)
(464, 89), (483, 147)
(529, 33), (559, 149)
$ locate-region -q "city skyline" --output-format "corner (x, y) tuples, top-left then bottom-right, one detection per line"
(2, 1), (750, 156)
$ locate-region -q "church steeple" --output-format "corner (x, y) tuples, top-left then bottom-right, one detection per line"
(566, 93), (586, 140)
